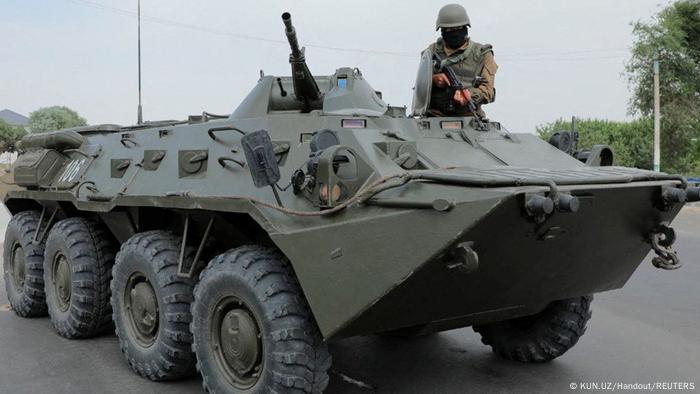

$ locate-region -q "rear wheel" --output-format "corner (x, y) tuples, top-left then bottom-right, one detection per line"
(111, 231), (196, 380)
(473, 296), (592, 363)
(43, 218), (117, 338)
(3, 211), (48, 317)
(191, 245), (331, 394)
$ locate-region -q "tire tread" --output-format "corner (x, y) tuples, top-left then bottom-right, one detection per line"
(44, 217), (116, 338)
(474, 295), (593, 363)
(112, 230), (196, 381)
(3, 211), (48, 317)
(192, 245), (331, 394)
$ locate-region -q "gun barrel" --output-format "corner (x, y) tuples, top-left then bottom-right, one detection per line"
(280, 12), (322, 106)
(282, 12), (302, 59)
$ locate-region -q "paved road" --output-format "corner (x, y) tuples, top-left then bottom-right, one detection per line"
(0, 208), (698, 393)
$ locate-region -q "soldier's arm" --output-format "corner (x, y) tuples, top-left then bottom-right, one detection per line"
(469, 52), (498, 105)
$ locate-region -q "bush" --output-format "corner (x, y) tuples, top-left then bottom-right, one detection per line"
(536, 118), (653, 170)
(0, 120), (27, 153)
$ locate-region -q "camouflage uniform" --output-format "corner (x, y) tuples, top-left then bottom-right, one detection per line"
(427, 37), (498, 117)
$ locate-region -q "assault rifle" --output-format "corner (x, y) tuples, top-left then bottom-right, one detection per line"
(432, 52), (488, 131)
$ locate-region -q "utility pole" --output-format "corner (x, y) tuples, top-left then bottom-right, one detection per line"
(571, 115), (578, 152)
(137, 0), (143, 125)
(653, 53), (661, 172)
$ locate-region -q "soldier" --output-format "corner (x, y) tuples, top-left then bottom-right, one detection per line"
(427, 4), (498, 118)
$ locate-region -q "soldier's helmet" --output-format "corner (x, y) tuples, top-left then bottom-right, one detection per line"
(435, 4), (471, 31)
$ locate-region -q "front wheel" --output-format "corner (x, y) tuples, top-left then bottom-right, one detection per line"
(191, 246), (331, 394)
(473, 296), (592, 363)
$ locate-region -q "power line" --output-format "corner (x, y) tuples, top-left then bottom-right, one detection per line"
(498, 51), (628, 61)
(499, 54), (627, 62)
(503, 47), (629, 57)
(64, 0), (632, 63)
(65, 0), (417, 57)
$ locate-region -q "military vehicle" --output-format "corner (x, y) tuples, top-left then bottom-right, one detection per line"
(1, 12), (691, 394)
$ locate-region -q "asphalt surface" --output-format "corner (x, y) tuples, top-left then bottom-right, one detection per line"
(0, 206), (698, 394)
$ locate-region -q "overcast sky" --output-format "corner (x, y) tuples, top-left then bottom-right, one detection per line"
(1, 0), (672, 133)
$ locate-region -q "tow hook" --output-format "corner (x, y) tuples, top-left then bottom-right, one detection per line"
(650, 223), (681, 270)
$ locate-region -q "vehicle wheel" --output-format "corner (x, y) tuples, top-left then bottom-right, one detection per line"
(473, 296), (592, 363)
(191, 245), (331, 394)
(111, 231), (196, 380)
(43, 217), (117, 338)
(3, 210), (48, 317)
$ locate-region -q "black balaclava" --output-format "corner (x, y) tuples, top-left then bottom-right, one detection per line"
(441, 26), (469, 49)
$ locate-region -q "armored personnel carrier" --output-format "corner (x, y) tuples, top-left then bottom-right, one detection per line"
(2, 12), (691, 394)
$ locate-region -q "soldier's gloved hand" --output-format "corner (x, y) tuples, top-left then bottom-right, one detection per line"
(453, 89), (472, 106)
(432, 73), (451, 88)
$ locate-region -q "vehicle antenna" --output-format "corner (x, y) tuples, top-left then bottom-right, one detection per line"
(137, 0), (143, 124)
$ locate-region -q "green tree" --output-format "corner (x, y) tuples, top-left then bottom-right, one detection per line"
(28, 106), (87, 133)
(0, 119), (27, 153)
(625, 0), (700, 173)
(536, 118), (653, 169)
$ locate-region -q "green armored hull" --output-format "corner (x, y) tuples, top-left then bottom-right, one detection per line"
(2, 12), (689, 393)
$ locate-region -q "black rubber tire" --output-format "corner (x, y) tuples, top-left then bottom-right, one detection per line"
(43, 218), (117, 338)
(3, 210), (48, 317)
(191, 245), (332, 394)
(111, 231), (197, 381)
(473, 296), (593, 363)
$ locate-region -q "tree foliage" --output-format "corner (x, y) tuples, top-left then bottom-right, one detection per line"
(536, 118), (654, 169)
(538, 1), (700, 174)
(0, 120), (27, 153)
(625, 0), (700, 173)
(28, 106), (87, 133)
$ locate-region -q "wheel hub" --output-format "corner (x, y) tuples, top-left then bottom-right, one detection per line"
(221, 309), (260, 375)
(211, 298), (263, 389)
(125, 274), (159, 347)
(53, 254), (72, 311)
(10, 244), (26, 291)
